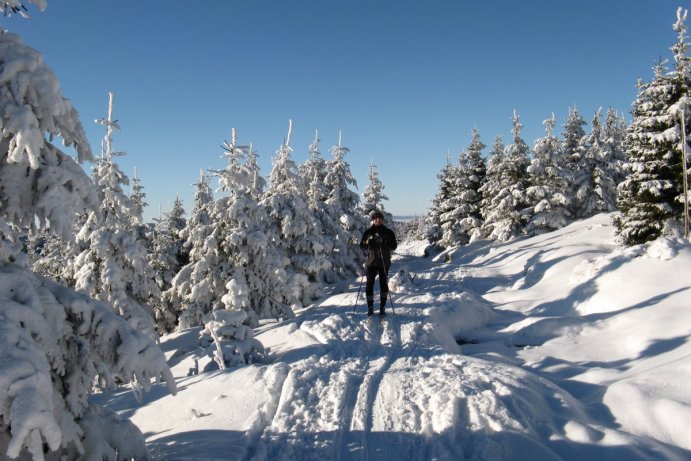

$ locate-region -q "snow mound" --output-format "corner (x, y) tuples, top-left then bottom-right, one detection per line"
(388, 267), (415, 292)
(644, 237), (685, 260)
(376, 354), (662, 460)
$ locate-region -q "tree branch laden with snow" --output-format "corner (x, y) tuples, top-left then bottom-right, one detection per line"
(0, 264), (176, 460)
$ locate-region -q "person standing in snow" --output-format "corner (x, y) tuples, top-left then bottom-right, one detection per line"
(360, 211), (398, 316)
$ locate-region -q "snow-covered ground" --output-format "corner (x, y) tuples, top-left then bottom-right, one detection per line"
(94, 213), (691, 460)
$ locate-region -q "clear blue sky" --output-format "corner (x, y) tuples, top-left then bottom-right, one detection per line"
(2, 0), (687, 220)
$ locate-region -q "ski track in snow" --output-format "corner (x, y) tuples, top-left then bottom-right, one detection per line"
(114, 219), (690, 461)
(263, 247), (482, 460)
(251, 304), (405, 461)
(243, 245), (685, 461)
(248, 252), (517, 460)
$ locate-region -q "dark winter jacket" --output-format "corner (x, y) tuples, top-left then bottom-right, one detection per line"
(360, 224), (398, 268)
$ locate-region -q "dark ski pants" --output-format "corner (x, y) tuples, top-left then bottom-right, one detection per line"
(365, 264), (390, 312)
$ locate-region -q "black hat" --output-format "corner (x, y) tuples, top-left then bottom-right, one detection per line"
(371, 211), (384, 220)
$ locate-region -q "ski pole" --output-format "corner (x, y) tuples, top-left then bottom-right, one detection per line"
(386, 279), (396, 316)
(379, 246), (396, 316)
(351, 272), (365, 314)
(387, 287), (397, 315)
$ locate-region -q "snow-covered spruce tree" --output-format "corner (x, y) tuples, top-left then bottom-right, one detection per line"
(0, 28), (175, 461)
(441, 128), (487, 246)
(460, 129), (487, 242)
(218, 130), (296, 322)
(73, 93), (160, 340)
(150, 196), (187, 292)
(245, 142), (267, 201)
(616, 8), (691, 244)
(128, 167), (152, 245)
(561, 106), (588, 217)
(193, 130), (295, 327)
(30, 200), (93, 288)
(525, 114), (571, 234)
(361, 160), (393, 224)
(168, 195), (188, 242)
(29, 230), (75, 285)
(298, 130), (336, 284)
(575, 109), (621, 218)
(150, 197), (188, 332)
(170, 170), (215, 330)
(398, 215), (430, 242)
(174, 140), (243, 329)
(261, 120), (328, 305)
(199, 306), (265, 370)
(670, 8), (691, 237)
(298, 130), (328, 196)
(324, 132), (366, 279)
(603, 107), (629, 186)
(478, 135), (505, 239)
(562, 106), (588, 166)
(426, 152), (456, 246)
(129, 168), (147, 224)
(480, 112), (532, 241)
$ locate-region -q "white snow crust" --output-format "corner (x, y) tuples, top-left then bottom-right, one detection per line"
(93, 213), (691, 460)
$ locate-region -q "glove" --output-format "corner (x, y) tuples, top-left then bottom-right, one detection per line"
(369, 234), (383, 246)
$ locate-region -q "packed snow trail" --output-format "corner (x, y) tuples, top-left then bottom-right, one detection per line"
(98, 217), (691, 460)
(250, 310), (402, 460)
(245, 249), (680, 461)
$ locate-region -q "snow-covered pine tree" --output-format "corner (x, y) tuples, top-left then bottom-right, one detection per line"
(576, 109), (620, 217)
(189, 129), (295, 327)
(0, 27), (174, 461)
(151, 197), (187, 292)
(561, 106), (588, 217)
(298, 130), (336, 284)
(199, 307), (265, 370)
(616, 62), (680, 244)
(525, 114), (572, 234)
(478, 135), (505, 240)
(73, 93), (160, 340)
(399, 215), (430, 242)
(440, 128), (487, 246)
(461, 129), (488, 242)
(150, 197), (188, 332)
(29, 230), (75, 285)
(669, 7), (691, 238)
(128, 167), (153, 246)
(603, 107), (629, 186)
(130, 168), (147, 224)
(324, 131), (365, 279)
(299, 130), (329, 201)
(480, 112), (532, 241)
(168, 196), (187, 249)
(562, 106), (588, 166)
(297, 130), (323, 214)
(361, 160), (393, 224)
(436, 157), (464, 248)
(246, 142), (267, 201)
(217, 129), (297, 323)
(175, 135), (245, 328)
(616, 8), (691, 244)
(426, 152), (455, 246)
(262, 120), (329, 305)
(171, 170), (216, 330)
